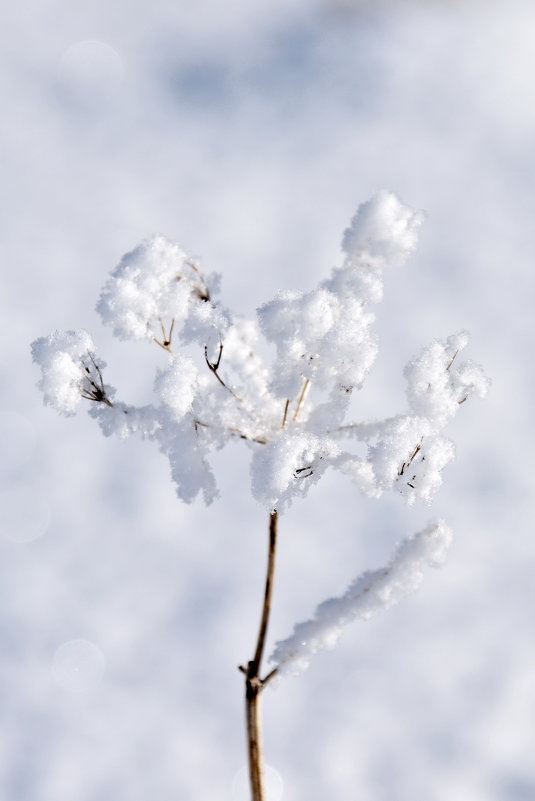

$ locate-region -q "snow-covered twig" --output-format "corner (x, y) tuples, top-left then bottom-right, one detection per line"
(270, 520), (453, 678)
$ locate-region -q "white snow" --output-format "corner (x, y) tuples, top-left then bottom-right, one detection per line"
(30, 329), (106, 416)
(32, 194), (488, 515)
(270, 520), (453, 676)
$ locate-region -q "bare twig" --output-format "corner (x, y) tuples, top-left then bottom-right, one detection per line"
(80, 354), (113, 407)
(226, 427), (268, 445)
(261, 666), (278, 687)
(292, 378), (311, 422)
(294, 465), (314, 478)
(153, 318), (175, 352)
(193, 419), (267, 445)
(408, 442), (422, 465)
(281, 399), (290, 429)
(204, 343), (243, 403)
(175, 259), (211, 302)
(252, 511), (278, 671)
(243, 510), (279, 801)
(399, 438), (423, 477)
(445, 349), (459, 372)
(183, 259), (210, 301)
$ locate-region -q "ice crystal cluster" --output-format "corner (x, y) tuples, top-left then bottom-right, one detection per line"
(31, 191), (489, 676)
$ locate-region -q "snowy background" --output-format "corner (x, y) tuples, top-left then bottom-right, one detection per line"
(2, 0), (535, 799)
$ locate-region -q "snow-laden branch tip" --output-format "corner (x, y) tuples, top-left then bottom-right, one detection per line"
(31, 190), (488, 511)
(269, 519), (453, 677)
(31, 329), (112, 416)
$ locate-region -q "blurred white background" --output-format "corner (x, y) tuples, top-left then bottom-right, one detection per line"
(2, 0), (534, 798)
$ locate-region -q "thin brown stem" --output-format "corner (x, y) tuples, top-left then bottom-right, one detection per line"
(176, 261), (210, 301)
(153, 318), (175, 352)
(261, 666), (279, 686)
(80, 354), (114, 406)
(204, 343), (243, 402)
(80, 391), (113, 407)
(193, 419), (268, 445)
(253, 512), (278, 670)
(244, 510), (279, 801)
(281, 399), (290, 429)
(445, 349), (459, 371)
(292, 378), (311, 422)
(226, 428), (268, 445)
(246, 681), (265, 801)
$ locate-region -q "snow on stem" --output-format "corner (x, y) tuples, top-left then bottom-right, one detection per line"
(270, 520), (453, 677)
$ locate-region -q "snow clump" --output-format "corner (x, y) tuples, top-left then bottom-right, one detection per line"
(32, 191), (488, 511)
(31, 329), (108, 416)
(31, 191), (488, 672)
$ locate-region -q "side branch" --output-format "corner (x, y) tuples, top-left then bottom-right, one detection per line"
(204, 343), (243, 402)
(80, 353), (113, 407)
(153, 318), (175, 352)
(193, 419), (268, 445)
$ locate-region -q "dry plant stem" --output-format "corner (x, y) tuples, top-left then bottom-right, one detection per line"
(281, 399), (291, 429)
(244, 510), (279, 801)
(80, 354), (113, 406)
(292, 378), (311, 422)
(193, 419), (268, 445)
(153, 318), (175, 352)
(204, 343), (243, 403)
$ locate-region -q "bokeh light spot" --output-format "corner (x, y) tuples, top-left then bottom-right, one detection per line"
(52, 639), (106, 693)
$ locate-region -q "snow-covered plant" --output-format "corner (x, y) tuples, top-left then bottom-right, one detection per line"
(31, 191), (489, 801)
